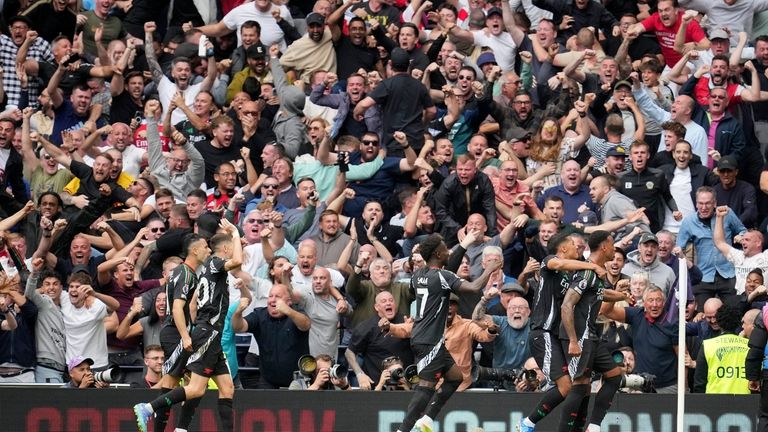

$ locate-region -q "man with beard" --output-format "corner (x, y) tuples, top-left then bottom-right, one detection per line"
(0, 16), (53, 108)
(110, 69), (145, 127)
(227, 44), (270, 104)
(231, 283), (310, 389)
(677, 187), (746, 309)
(346, 200), (405, 260)
(205, 162), (239, 216)
(474, 288), (531, 370)
(280, 13), (336, 83)
(45, 72), (103, 146)
(38, 136), (143, 249)
(328, 11), (381, 80)
(310, 73), (381, 140)
(670, 54), (763, 108)
(480, 72), (545, 138)
(198, 0), (293, 49)
(312, 209), (359, 268)
(618, 140), (680, 233)
(194, 116), (242, 188)
(144, 22), (217, 125)
(346, 290), (414, 390)
(354, 48), (436, 156)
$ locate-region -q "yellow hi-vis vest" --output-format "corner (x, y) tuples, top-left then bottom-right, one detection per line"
(702, 334), (750, 394)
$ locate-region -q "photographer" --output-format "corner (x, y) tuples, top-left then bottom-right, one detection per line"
(289, 354), (352, 391)
(374, 356), (412, 391)
(64, 356), (109, 389)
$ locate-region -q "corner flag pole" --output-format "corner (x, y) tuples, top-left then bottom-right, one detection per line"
(677, 257), (688, 432)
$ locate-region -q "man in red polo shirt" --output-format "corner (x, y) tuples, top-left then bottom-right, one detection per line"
(627, 0), (709, 68)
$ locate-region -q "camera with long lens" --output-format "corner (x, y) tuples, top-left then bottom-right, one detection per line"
(297, 355), (348, 389)
(471, 365), (533, 385)
(93, 366), (122, 384)
(620, 372), (656, 393)
(388, 364), (419, 385)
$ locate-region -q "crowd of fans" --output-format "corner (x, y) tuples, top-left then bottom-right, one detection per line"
(0, 0), (766, 399)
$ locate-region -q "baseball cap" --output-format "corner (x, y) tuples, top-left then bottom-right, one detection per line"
(606, 145), (626, 157)
(449, 293), (460, 303)
(639, 232), (658, 244)
(578, 210), (598, 227)
(67, 356), (94, 372)
(71, 264), (90, 275)
(246, 44), (266, 60)
(477, 52), (497, 67)
(507, 126), (531, 142)
(391, 47), (411, 70)
(305, 12), (326, 27)
(709, 29), (729, 41)
(501, 282), (525, 295)
(8, 16), (32, 27)
(614, 80), (632, 91)
(717, 155), (738, 171)
(486, 7), (503, 18)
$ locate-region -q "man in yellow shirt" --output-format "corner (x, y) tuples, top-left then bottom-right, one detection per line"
(226, 44), (271, 104)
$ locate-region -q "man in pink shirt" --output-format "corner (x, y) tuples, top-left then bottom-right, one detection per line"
(628, 0), (710, 68)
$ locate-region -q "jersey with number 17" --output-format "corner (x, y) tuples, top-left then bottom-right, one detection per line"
(410, 267), (465, 346)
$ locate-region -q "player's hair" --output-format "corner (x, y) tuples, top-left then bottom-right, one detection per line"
(209, 233), (233, 251)
(419, 233), (445, 262)
(183, 233), (205, 255)
(715, 304), (740, 333)
(548, 231), (572, 255)
(587, 230), (612, 251)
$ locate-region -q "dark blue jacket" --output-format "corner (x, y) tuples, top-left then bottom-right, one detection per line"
(0, 301), (38, 367)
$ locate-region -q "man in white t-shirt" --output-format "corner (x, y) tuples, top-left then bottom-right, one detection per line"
(59, 274), (119, 370)
(291, 240), (345, 293)
(713, 209), (768, 295)
(446, 6), (520, 72)
(198, 0), (293, 50)
(144, 22), (217, 124)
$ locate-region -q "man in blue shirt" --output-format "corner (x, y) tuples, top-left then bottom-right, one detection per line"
(536, 159), (596, 224)
(676, 186), (746, 310)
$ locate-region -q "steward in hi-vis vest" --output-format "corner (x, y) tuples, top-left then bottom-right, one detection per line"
(694, 304), (749, 394)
